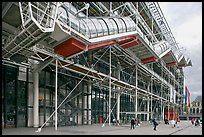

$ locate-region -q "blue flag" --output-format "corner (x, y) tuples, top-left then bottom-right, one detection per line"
(184, 86), (188, 105)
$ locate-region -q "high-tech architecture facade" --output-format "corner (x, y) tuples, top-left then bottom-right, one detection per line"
(2, 2), (192, 129)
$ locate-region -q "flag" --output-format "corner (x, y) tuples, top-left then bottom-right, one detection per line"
(185, 86), (191, 107)
(184, 87), (188, 105)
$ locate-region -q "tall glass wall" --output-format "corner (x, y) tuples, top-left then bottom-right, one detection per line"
(2, 65), (27, 128)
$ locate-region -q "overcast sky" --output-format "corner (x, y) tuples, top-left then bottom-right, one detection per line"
(158, 2), (202, 102)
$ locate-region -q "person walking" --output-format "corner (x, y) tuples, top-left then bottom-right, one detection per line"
(130, 118), (135, 129)
(135, 118), (140, 127)
(152, 119), (158, 131)
(176, 118), (180, 128)
(171, 119), (176, 128)
(165, 118), (169, 124)
(191, 117), (195, 125)
(195, 118), (200, 127)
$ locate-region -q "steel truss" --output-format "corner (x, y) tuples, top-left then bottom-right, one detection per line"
(2, 2), (192, 130)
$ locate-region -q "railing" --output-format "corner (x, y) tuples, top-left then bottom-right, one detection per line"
(19, 2), (58, 32)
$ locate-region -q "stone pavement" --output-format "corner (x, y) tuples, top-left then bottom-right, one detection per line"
(2, 120), (202, 135)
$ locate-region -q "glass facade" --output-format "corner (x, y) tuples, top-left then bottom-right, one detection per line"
(2, 65), (27, 128)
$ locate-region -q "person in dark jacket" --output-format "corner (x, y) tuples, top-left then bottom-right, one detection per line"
(164, 118), (169, 124)
(130, 118), (135, 129)
(152, 119), (158, 131)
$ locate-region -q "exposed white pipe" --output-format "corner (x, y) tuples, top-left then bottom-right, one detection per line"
(116, 64), (121, 123)
(108, 46), (112, 126)
(55, 59), (58, 130)
(74, 3), (89, 16)
(135, 64), (138, 118)
(2, 59), (31, 68)
(33, 71), (39, 127)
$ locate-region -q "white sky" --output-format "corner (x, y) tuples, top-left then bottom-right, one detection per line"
(158, 2), (202, 102)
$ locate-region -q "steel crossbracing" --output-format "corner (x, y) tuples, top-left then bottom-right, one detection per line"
(2, 2), (192, 67)
(2, 2), (58, 61)
(26, 44), (173, 129)
(2, 2), (192, 130)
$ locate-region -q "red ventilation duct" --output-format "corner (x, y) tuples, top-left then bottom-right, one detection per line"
(54, 37), (86, 57)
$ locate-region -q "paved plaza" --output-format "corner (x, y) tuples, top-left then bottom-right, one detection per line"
(2, 120), (202, 135)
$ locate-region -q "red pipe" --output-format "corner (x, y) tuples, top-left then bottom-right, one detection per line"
(141, 56), (157, 64)
(88, 40), (116, 50)
(118, 36), (136, 44)
(178, 64), (186, 67)
(121, 38), (141, 49)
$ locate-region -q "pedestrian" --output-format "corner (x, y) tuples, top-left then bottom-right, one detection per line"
(176, 118), (180, 128)
(116, 120), (119, 126)
(137, 118), (141, 126)
(164, 118), (169, 124)
(134, 118), (137, 128)
(112, 118), (116, 125)
(135, 118), (140, 127)
(152, 119), (158, 131)
(191, 117), (195, 125)
(171, 119), (176, 128)
(130, 118), (135, 129)
(195, 118), (200, 127)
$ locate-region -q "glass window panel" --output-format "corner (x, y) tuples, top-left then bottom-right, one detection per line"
(98, 19), (108, 36)
(69, 13), (79, 32)
(117, 18), (126, 33)
(122, 17), (131, 32)
(119, 18), (127, 32)
(91, 19), (103, 37)
(81, 19), (90, 38)
(17, 81), (27, 127)
(2, 66), (4, 128)
(125, 17), (136, 32)
(79, 19), (87, 36)
(82, 19), (97, 38)
(112, 18), (124, 33)
(58, 6), (68, 24)
(5, 66), (17, 128)
(109, 19), (118, 34)
(102, 18), (115, 35)
(127, 17), (136, 31)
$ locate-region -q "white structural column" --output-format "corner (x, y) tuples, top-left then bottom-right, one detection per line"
(161, 99), (163, 121)
(110, 2), (112, 17)
(55, 59), (58, 130)
(83, 84), (87, 124)
(162, 101), (164, 121)
(116, 91), (120, 122)
(150, 78), (153, 119)
(147, 83), (150, 121)
(161, 65), (163, 121)
(168, 102), (170, 120)
(116, 63), (121, 122)
(87, 52), (92, 125)
(147, 96), (150, 121)
(33, 71), (39, 127)
(108, 46), (112, 125)
(88, 82), (92, 124)
(135, 64), (138, 118)
(150, 64), (153, 119)
(168, 72), (170, 120)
